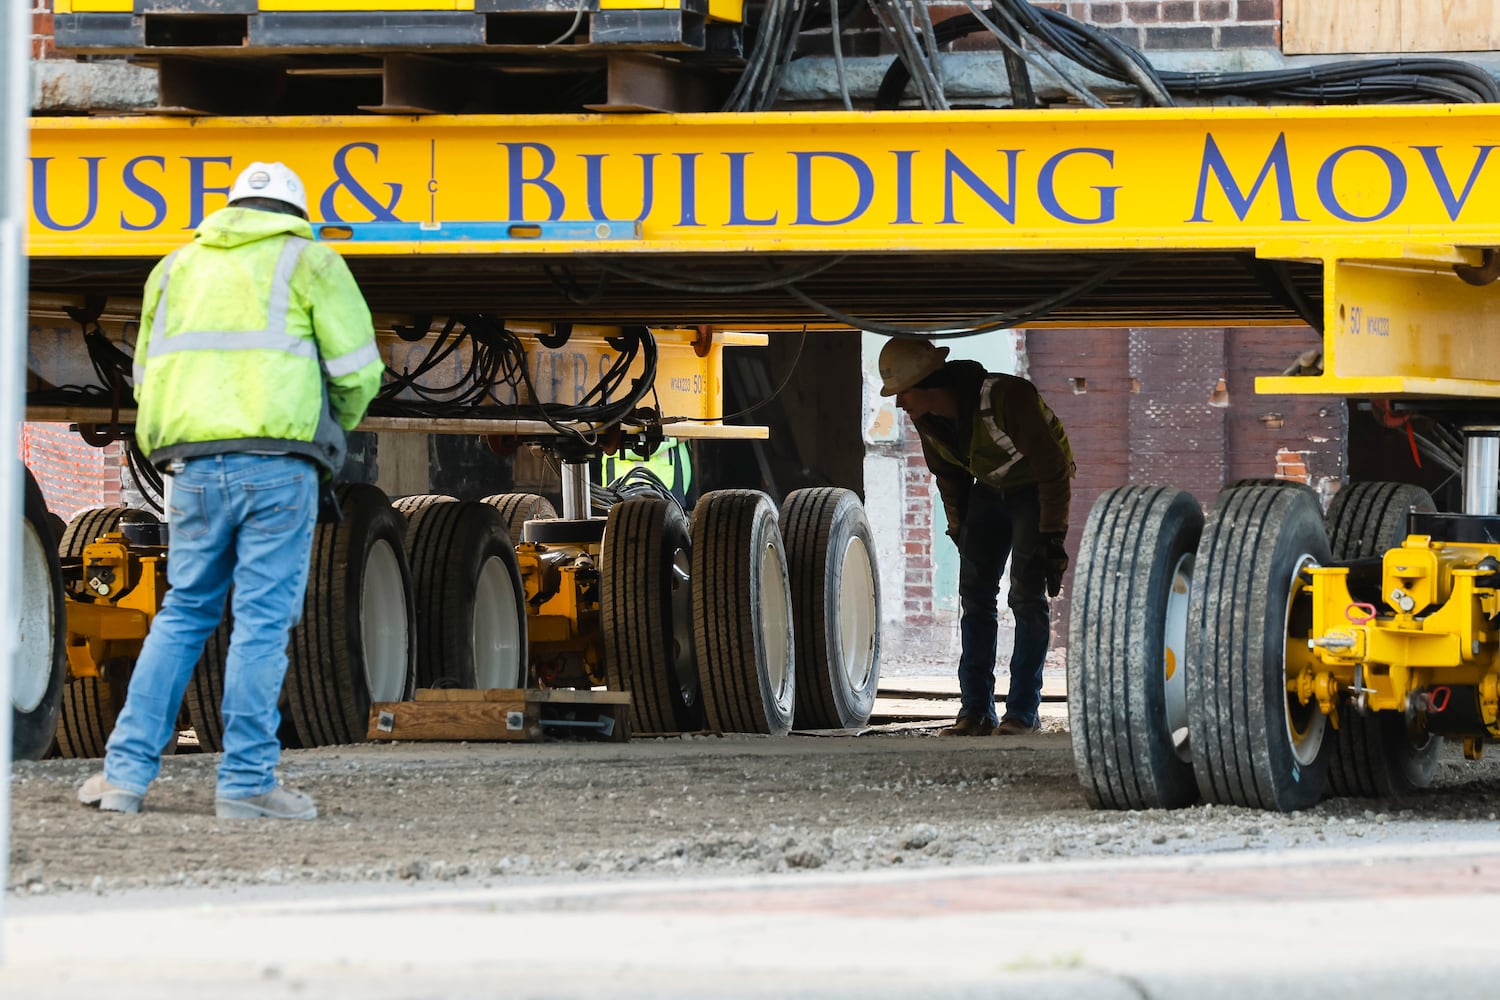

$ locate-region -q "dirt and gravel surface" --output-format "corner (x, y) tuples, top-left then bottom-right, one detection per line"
(12, 715), (1500, 897)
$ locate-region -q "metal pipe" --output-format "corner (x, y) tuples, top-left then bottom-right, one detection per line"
(0, 0), (32, 957)
(1463, 427), (1500, 515)
(560, 461), (592, 520)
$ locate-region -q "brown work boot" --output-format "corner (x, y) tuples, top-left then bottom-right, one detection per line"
(939, 716), (996, 737)
(996, 716), (1041, 736)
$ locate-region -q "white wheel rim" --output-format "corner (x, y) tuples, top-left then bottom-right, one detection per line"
(1284, 553), (1327, 766)
(361, 538), (409, 701)
(472, 555), (523, 689)
(14, 520), (53, 713)
(837, 534), (878, 692)
(759, 539), (792, 703)
(1163, 551), (1193, 762)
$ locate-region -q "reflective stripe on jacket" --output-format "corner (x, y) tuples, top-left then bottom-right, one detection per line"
(134, 207), (383, 475)
(917, 367), (1075, 535)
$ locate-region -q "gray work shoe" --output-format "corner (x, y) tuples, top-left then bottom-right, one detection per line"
(216, 785), (318, 821)
(78, 773), (143, 814)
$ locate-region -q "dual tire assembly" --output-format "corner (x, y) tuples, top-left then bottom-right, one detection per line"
(15, 479), (883, 758)
(1069, 481), (1440, 812)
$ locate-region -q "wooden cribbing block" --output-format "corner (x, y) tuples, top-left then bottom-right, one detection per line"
(367, 688), (632, 742)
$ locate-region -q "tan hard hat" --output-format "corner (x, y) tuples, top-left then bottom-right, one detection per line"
(878, 338), (950, 396)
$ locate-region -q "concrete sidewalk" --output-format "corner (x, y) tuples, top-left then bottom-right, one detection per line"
(6, 838), (1500, 999)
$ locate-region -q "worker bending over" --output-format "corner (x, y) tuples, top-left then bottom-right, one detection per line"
(880, 338), (1074, 736)
(79, 162), (383, 819)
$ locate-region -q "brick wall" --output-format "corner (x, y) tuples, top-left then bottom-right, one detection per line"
(32, 1), (56, 61)
(21, 424), (125, 524)
(1026, 324), (1342, 641)
(899, 429), (940, 627)
(930, 0), (1281, 51)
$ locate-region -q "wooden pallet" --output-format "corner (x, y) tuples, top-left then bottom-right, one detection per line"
(368, 687), (632, 742)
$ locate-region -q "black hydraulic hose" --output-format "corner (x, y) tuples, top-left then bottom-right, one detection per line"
(874, 6), (1499, 110)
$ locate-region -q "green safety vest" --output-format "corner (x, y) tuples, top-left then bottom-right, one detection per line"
(134, 207), (383, 474)
(600, 438), (693, 500)
(925, 374), (1075, 492)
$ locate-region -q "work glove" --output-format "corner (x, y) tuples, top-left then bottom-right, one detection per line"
(1041, 531), (1069, 598)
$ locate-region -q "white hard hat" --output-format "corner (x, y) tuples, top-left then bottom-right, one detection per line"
(878, 338), (950, 396)
(228, 161), (308, 217)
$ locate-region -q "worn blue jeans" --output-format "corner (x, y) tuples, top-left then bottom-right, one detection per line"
(955, 483), (1050, 728)
(104, 453), (317, 800)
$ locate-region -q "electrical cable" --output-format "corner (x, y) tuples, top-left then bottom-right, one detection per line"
(543, 0), (589, 46)
(367, 316), (661, 455)
(591, 254), (848, 294)
(782, 257), (1137, 338)
(591, 465), (685, 515)
(827, 0), (854, 110)
(957, 0), (1108, 109)
(874, 4), (1499, 110)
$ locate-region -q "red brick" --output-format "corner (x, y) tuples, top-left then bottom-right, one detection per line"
(1161, 1), (1196, 21)
(1198, 0), (1230, 19)
(1091, 2), (1124, 23)
(1127, 2), (1162, 23)
(1218, 23), (1279, 46)
(1237, 0), (1278, 21)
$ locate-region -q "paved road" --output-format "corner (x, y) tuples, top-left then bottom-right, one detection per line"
(6, 838), (1500, 999)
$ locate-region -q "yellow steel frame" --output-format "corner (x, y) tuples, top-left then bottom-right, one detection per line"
(1304, 537), (1500, 736)
(58, 1), (745, 23)
(63, 536), (166, 680)
(517, 542), (604, 687)
(28, 105), (1500, 400)
(27, 106), (1500, 257)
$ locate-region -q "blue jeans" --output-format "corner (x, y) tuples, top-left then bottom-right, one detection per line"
(956, 483), (1050, 728)
(104, 453), (317, 800)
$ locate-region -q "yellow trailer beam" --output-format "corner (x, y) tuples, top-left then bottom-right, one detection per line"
(1259, 251), (1500, 399)
(27, 105), (1500, 259)
(27, 106), (1500, 399)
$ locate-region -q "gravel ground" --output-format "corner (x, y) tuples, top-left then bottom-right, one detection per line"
(12, 723), (1500, 897)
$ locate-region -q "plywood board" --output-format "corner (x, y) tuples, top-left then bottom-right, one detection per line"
(1285, 0), (1499, 53)
(1400, 0), (1500, 51)
(1283, 0), (1400, 55)
(370, 688), (633, 741)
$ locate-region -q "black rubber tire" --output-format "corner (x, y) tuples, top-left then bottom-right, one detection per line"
(1227, 477), (1318, 495)
(481, 493), (558, 548)
(1324, 481), (1442, 798)
(286, 484), (416, 746)
(1187, 485), (1333, 811)
(1069, 486), (1203, 810)
(13, 468), (67, 760)
(182, 619), (234, 753)
(601, 497), (702, 734)
(392, 494), (457, 519)
(405, 500), (527, 690)
(54, 506), (129, 758)
(691, 490), (795, 736)
(781, 488), (881, 731)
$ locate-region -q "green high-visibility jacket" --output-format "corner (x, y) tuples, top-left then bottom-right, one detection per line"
(913, 361), (1076, 536)
(134, 207), (383, 475)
